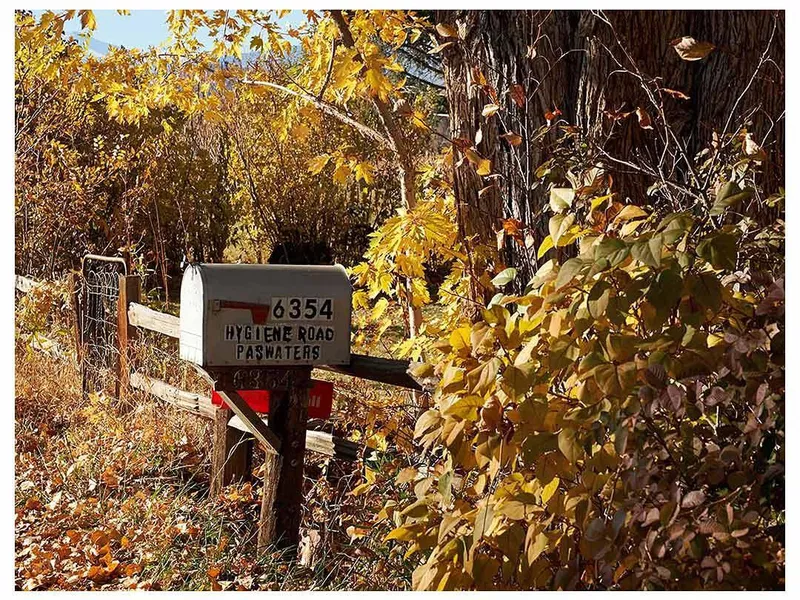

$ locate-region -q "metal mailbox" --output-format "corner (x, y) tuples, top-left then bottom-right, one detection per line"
(179, 263), (351, 367)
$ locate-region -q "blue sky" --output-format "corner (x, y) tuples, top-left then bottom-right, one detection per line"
(38, 9), (306, 50)
(66, 10), (172, 49)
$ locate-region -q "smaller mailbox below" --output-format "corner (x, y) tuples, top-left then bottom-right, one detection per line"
(211, 380), (334, 420)
(180, 263), (351, 367)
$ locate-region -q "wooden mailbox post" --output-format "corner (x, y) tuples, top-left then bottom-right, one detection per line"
(178, 263), (352, 549)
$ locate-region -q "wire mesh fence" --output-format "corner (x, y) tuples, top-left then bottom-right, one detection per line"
(80, 255), (126, 397)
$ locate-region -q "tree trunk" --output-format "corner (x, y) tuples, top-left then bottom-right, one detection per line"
(691, 11), (784, 205)
(438, 10), (579, 299)
(437, 10), (784, 286)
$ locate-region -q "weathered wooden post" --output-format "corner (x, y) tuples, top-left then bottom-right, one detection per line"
(210, 407), (254, 496)
(257, 367), (312, 548)
(177, 263), (351, 551)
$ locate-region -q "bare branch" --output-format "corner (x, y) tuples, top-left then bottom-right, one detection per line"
(316, 36), (338, 101)
(241, 78), (392, 150)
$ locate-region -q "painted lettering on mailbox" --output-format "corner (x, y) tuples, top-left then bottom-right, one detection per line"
(222, 296), (337, 363)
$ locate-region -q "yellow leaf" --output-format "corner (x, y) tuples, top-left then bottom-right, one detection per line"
(540, 477), (559, 503)
(557, 225), (585, 247)
(396, 467), (419, 484)
(350, 482), (372, 496)
(620, 219), (647, 237)
(291, 122), (310, 141)
(590, 194), (614, 212)
(464, 147), (482, 165)
(333, 162), (351, 185)
(371, 297), (389, 321)
(449, 326), (472, 353)
(354, 161), (375, 184)
(527, 531), (549, 563)
(428, 41), (454, 54)
(365, 66), (393, 101)
(549, 213), (575, 245)
(537, 235), (554, 259)
(670, 36), (715, 61)
(466, 357), (502, 395)
(80, 10), (96, 30)
(435, 23), (458, 38)
(307, 154), (330, 175)
(386, 525), (417, 541)
(549, 187), (574, 213)
(347, 525), (370, 540)
(476, 158), (492, 177)
(613, 205), (649, 224)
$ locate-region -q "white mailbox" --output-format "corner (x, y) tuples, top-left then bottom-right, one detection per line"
(179, 263), (351, 367)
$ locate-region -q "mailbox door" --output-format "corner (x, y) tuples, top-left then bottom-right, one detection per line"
(179, 265), (206, 365)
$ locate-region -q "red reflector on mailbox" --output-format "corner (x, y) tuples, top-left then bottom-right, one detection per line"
(211, 380), (334, 420)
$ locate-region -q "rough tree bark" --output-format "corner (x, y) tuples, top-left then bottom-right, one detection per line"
(438, 10), (579, 301)
(437, 10), (784, 286)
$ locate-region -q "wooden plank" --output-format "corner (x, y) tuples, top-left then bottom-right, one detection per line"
(15, 274), (40, 294)
(129, 372), (217, 418)
(316, 353), (435, 392)
(129, 373), (359, 460)
(216, 390), (282, 455)
(299, 429), (360, 460)
(128, 302), (180, 338)
(116, 275), (141, 405)
(210, 408), (253, 496)
(228, 416), (360, 461)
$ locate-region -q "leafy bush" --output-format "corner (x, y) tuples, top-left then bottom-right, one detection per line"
(380, 165), (784, 589)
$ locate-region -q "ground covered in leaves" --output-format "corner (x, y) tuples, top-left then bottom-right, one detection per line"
(14, 344), (417, 591)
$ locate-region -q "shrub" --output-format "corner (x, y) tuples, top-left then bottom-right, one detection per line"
(382, 166), (785, 590)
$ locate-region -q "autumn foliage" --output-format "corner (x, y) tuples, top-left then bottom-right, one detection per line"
(15, 8), (783, 591)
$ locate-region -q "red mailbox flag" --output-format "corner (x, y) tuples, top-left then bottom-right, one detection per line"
(211, 380), (334, 420)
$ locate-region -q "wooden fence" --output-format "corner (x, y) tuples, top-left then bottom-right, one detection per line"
(16, 269), (433, 551)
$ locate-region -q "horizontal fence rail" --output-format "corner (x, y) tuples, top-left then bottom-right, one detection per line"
(130, 372), (360, 461)
(128, 302), (180, 338)
(126, 301), (431, 392)
(319, 355), (433, 392)
(129, 371), (217, 418)
(227, 416), (360, 461)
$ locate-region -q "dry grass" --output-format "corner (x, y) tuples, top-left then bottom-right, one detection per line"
(15, 337), (420, 590)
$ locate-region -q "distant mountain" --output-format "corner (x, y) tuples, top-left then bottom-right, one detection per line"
(63, 33), (285, 63)
(64, 31), (111, 57)
(87, 37), (110, 57)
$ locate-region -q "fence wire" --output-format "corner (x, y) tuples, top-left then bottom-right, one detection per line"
(81, 256), (126, 397)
